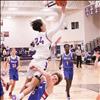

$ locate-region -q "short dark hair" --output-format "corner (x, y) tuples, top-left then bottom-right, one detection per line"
(31, 19), (43, 32)
(10, 48), (16, 52)
(64, 44), (69, 48)
(52, 72), (63, 85)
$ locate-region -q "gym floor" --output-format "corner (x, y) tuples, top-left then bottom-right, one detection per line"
(1, 60), (100, 100)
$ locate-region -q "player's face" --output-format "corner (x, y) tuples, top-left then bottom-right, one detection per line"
(41, 23), (46, 32)
(51, 75), (59, 85)
(64, 47), (69, 53)
(11, 48), (16, 55)
(78, 46), (80, 50)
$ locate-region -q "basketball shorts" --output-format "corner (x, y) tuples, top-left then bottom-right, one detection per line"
(64, 68), (73, 80)
(0, 81), (4, 96)
(9, 70), (19, 81)
(27, 59), (48, 79)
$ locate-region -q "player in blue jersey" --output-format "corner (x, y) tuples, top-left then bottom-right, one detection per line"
(28, 80), (47, 100)
(59, 44), (74, 100)
(0, 78), (4, 100)
(4, 48), (21, 98)
(28, 68), (63, 100)
(0, 76), (8, 100)
(12, 66), (62, 100)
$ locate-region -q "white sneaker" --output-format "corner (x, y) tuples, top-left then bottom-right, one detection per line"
(67, 97), (70, 100)
(12, 95), (20, 100)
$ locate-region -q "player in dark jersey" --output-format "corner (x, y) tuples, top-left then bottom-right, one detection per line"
(4, 48), (21, 98)
(59, 44), (74, 100)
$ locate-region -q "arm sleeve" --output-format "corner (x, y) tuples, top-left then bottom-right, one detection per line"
(47, 13), (65, 41)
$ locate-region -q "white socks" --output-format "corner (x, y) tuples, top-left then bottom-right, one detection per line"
(16, 93), (24, 100)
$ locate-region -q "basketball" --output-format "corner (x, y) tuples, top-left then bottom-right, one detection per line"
(55, 0), (67, 7)
(96, 94), (100, 100)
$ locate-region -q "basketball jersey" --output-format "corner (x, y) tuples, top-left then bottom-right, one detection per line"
(0, 80), (4, 96)
(28, 81), (48, 100)
(9, 56), (19, 71)
(62, 52), (73, 69)
(32, 32), (51, 60)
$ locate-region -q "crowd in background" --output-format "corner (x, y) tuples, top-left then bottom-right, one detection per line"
(0, 43), (100, 66)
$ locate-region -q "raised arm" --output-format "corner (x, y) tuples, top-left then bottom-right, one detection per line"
(47, 6), (66, 41)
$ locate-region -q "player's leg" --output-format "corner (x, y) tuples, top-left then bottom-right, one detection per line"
(21, 76), (40, 97)
(9, 80), (15, 97)
(0, 95), (4, 100)
(12, 73), (41, 100)
(76, 56), (79, 68)
(65, 79), (72, 100)
(9, 72), (18, 98)
(65, 71), (73, 99)
(20, 59), (36, 93)
(20, 77), (32, 93)
(6, 71), (14, 91)
(0, 81), (4, 100)
(65, 79), (70, 98)
(64, 71), (70, 97)
(20, 65), (33, 93)
(67, 79), (72, 94)
(79, 56), (82, 68)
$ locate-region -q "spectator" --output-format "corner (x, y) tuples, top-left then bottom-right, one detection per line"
(75, 46), (82, 68)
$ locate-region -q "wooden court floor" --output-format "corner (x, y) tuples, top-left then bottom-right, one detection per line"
(1, 60), (100, 100)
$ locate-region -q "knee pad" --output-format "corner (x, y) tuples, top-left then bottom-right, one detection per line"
(34, 72), (42, 81)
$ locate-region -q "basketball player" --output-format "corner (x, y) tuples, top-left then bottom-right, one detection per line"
(28, 67), (62, 100)
(0, 78), (5, 100)
(0, 76), (9, 100)
(4, 48), (21, 98)
(59, 44), (74, 100)
(12, 66), (62, 100)
(16, 4), (66, 99)
(94, 51), (100, 67)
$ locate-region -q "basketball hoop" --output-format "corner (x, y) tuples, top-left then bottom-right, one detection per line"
(55, 0), (67, 7)
(44, 0), (67, 7)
